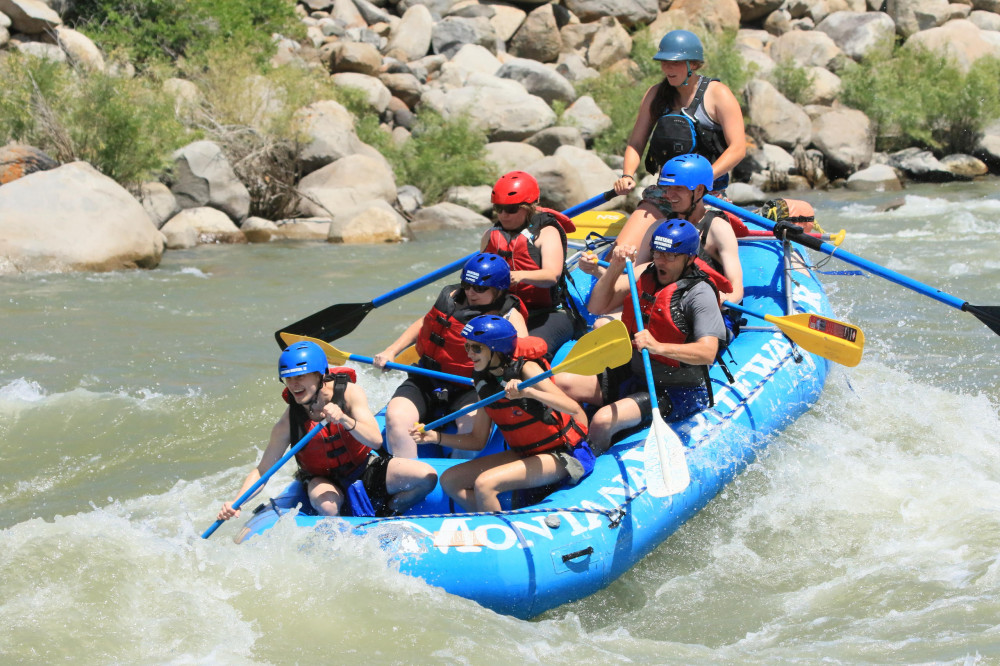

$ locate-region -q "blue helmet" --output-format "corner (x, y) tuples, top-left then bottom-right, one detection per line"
(279, 341), (328, 379)
(461, 315), (517, 356)
(651, 219), (700, 257)
(657, 154), (714, 191)
(653, 30), (704, 62)
(461, 253), (510, 291)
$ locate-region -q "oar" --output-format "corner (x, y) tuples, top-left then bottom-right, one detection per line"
(741, 229), (847, 245)
(274, 190), (623, 348)
(418, 320), (633, 433)
(624, 259), (691, 498)
(705, 195), (1000, 337)
(724, 302), (865, 367)
(274, 252), (478, 347)
(280, 332), (473, 386)
(202, 419), (327, 539)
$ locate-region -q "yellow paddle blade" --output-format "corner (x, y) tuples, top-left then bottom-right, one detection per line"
(763, 312), (865, 367)
(279, 332), (350, 365)
(567, 210), (626, 240)
(830, 229), (846, 246)
(551, 320), (633, 376)
(394, 344), (420, 366)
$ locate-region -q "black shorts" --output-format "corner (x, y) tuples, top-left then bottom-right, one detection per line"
(392, 374), (478, 422)
(600, 364), (709, 424)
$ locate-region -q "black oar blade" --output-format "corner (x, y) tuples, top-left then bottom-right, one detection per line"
(964, 304), (1000, 337)
(273, 301), (374, 348)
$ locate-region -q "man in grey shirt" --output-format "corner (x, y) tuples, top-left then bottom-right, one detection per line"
(557, 219), (728, 453)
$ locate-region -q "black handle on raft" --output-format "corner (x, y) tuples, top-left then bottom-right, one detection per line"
(562, 547), (595, 563)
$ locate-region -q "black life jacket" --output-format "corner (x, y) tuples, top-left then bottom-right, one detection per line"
(644, 76), (728, 178)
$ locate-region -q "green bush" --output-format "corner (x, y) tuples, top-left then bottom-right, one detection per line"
(0, 54), (188, 188)
(769, 57), (814, 105)
(66, 0), (303, 69)
(381, 111), (498, 205)
(841, 43), (1000, 154)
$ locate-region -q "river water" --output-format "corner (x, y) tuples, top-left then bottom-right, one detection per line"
(2, 179), (999, 663)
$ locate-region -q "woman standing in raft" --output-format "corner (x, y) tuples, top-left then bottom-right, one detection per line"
(410, 315), (594, 512)
(482, 171), (576, 361)
(611, 29), (746, 253)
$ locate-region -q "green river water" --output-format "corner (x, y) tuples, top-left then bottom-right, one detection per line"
(2, 180), (999, 663)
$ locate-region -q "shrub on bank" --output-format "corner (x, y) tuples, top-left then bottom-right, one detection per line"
(841, 44), (1000, 155)
(0, 54), (187, 188)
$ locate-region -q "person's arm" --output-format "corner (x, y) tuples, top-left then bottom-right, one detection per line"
(505, 307), (529, 337)
(510, 225), (564, 288)
(616, 83), (660, 194)
(329, 382), (383, 450)
(216, 410), (292, 521)
(410, 407), (492, 451)
(587, 246), (635, 315)
(708, 217), (744, 304)
(505, 361), (588, 426)
(479, 228), (492, 252)
(372, 317), (423, 369)
(633, 330), (719, 366)
(705, 81), (746, 180)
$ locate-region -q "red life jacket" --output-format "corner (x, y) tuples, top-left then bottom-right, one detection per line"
(282, 367), (372, 479)
(483, 209), (573, 311)
(416, 285), (528, 376)
(621, 262), (730, 368)
(473, 336), (587, 455)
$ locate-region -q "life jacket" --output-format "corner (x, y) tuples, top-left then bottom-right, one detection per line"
(484, 209), (574, 311)
(644, 76), (729, 186)
(621, 262), (731, 368)
(759, 198), (818, 234)
(416, 284), (528, 376)
(473, 336), (587, 456)
(282, 367), (372, 480)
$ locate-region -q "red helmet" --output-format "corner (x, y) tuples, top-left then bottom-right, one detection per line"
(491, 171), (539, 205)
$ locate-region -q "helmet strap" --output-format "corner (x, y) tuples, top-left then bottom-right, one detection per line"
(681, 62), (693, 86)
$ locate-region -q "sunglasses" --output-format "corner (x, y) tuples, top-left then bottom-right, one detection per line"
(461, 282), (491, 294)
(493, 204), (522, 215)
(464, 342), (487, 354)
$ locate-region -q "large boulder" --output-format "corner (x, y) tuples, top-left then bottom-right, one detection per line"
(654, 0), (742, 34)
(431, 15), (497, 58)
(0, 162), (164, 274)
(0, 0), (60, 34)
(495, 57), (576, 105)
(509, 3), (561, 63)
(296, 153), (397, 217)
(51, 26), (104, 71)
(410, 201), (492, 232)
(328, 200), (407, 243)
(561, 95), (613, 142)
(745, 79), (812, 149)
(523, 155), (588, 212)
(385, 4), (434, 61)
(562, 0), (658, 28)
(0, 144), (58, 184)
(293, 100), (365, 175)
(170, 141), (251, 223)
(553, 145), (618, 211)
(974, 119), (1000, 171)
(420, 85), (556, 141)
(484, 141), (546, 174)
(886, 0), (951, 38)
(160, 207), (247, 248)
(768, 28), (846, 69)
(903, 19), (1000, 72)
(330, 72), (392, 113)
(810, 107), (874, 178)
(816, 11), (896, 61)
(846, 163), (903, 191)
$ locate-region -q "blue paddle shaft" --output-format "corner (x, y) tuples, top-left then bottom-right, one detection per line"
(347, 353), (473, 386)
(704, 195), (967, 311)
(624, 260), (661, 414)
(561, 189), (618, 219)
(371, 253), (478, 308)
(202, 419), (328, 539)
(422, 368), (555, 432)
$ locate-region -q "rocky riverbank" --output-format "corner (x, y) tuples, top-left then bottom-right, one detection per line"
(2, 0), (1000, 275)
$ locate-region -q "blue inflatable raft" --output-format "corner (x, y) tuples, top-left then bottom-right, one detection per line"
(236, 238), (835, 619)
